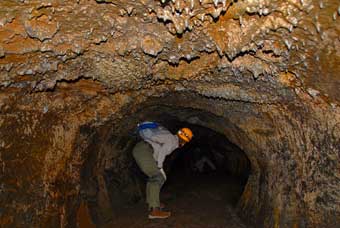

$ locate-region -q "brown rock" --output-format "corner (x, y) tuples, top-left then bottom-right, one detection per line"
(24, 15), (59, 41)
(141, 34), (163, 56)
(0, 1), (339, 228)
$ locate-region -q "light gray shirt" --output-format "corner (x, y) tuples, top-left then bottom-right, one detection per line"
(139, 126), (179, 168)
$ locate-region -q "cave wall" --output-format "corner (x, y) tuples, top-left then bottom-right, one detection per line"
(1, 80), (340, 227)
(0, 0), (340, 227)
(77, 123), (141, 225)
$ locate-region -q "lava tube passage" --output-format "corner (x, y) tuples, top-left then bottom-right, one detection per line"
(1, 0), (339, 227)
(96, 119), (252, 227)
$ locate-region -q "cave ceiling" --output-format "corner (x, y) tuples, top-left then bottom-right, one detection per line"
(0, 0), (339, 104)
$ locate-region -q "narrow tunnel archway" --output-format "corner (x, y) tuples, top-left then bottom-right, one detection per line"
(77, 98), (259, 227)
(121, 121), (252, 227)
(62, 88), (339, 228)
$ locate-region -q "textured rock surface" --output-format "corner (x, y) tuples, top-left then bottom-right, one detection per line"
(0, 0), (339, 227)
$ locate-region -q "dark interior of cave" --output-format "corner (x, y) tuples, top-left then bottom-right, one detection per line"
(165, 123), (250, 189)
(79, 116), (252, 227)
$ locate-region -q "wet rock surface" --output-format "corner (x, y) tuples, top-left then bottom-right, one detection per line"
(0, 0), (339, 227)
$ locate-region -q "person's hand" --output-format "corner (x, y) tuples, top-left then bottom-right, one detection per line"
(159, 168), (167, 181)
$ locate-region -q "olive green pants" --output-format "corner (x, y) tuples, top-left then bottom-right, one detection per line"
(132, 141), (165, 209)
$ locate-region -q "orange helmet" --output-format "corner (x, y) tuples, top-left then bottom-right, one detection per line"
(177, 128), (193, 143)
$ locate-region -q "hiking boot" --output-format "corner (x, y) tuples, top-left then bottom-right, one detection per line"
(148, 207), (171, 219)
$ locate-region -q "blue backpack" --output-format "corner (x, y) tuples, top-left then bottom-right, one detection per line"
(137, 121), (159, 132)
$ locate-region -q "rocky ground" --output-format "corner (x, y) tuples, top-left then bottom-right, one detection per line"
(103, 172), (248, 228)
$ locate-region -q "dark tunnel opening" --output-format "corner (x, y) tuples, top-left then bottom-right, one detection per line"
(74, 95), (266, 227)
(163, 123), (251, 208)
(155, 122), (252, 227)
(78, 111), (254, 227)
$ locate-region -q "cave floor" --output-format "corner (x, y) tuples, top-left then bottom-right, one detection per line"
(103, 172), (250, 228)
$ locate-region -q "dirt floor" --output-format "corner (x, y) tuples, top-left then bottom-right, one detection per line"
(103, 172), (250, 228)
